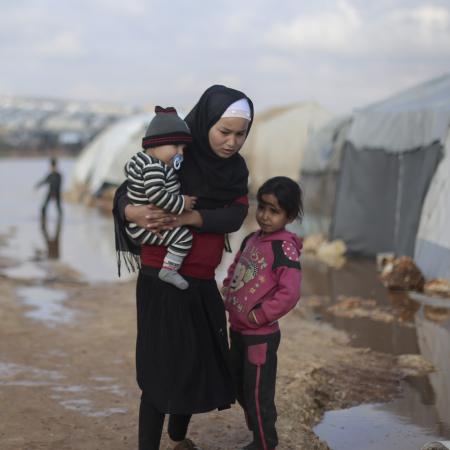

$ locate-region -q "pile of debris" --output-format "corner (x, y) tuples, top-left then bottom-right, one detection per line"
(303, 233), (347, 268)
(379, 256), (425, 291)
(379, 255), (450, 299)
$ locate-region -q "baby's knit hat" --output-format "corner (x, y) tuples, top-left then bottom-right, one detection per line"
(142, 106), (192, 149)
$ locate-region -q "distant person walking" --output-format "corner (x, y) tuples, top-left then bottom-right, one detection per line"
(36, 157), (62, 217)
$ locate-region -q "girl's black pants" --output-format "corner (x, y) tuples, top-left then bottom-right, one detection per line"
(229, 329), (281, 450)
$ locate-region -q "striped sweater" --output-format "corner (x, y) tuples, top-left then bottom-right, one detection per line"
(125, 151), (185, 214)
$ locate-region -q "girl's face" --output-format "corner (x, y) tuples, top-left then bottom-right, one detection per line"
(256, 194), (293, 234)
(148, 144), (185, 166)
(208, 117), (249, 158)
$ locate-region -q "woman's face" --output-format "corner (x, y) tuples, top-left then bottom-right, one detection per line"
(208, 117), (250, 158)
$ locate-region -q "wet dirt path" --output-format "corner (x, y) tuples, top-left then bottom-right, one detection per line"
(0, 261), (406, 450)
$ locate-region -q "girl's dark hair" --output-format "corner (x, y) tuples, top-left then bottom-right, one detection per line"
(256, 176), (303, 221)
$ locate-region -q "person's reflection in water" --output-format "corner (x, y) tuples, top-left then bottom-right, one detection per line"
(40, 214), (62, 259)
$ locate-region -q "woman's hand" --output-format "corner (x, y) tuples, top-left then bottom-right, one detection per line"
(124, 204), (176, 234)
(124, 205), (204, 236)
(183, 195), (197, 211)
(171, 210), (204, 228)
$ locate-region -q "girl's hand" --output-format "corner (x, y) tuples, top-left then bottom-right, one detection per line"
(124, 204), (176, 233)
(220, 285), (229, 298)
(247, 310), (259, 325)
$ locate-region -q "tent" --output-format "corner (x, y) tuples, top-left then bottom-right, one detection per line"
(69, 113), (153, 196)
(414, 129), (450, 279)
(241, 102), (332, 194)
(330, 75), (450, 262)
(299, 115), (352, 235)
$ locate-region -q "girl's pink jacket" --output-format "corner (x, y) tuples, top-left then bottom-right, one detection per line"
(223, 229), (302, 335)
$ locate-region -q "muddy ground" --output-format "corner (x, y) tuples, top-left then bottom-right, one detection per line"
(0, 253), (418, 450)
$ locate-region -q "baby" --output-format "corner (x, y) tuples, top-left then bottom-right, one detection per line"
(125, 106), (196, 290)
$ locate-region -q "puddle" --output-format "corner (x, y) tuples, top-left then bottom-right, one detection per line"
(0, 360), (129, 417)
(0, 158), (134, 283)
(300, 256), (450, 447)
(52, 385), (87, 393)
(15, 286), (75, 327)
(314, 388), (450, 450)
(2, 261), (48, 280)
(58, 398), (127, 417)
(55, 379), (128, 416)
(0, 361), (64, 386)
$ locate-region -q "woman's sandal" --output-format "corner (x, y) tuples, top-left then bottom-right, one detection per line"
(171, 438), (202, 450)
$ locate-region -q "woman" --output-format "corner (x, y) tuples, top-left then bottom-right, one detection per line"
(113, 85), (254, 450)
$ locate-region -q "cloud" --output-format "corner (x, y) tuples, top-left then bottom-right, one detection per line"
(0, 0), (449, 115)
(263, 1), (450, 58)
(88, 0), (150, 17)
(384, 4), (450, 55)
(36, 31), (85, 58)
(264, 1), (362, 53)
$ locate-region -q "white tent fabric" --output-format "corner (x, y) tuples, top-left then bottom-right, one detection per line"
(348, 74), (450, 152)
(415, 130), (450, 279)
(241, 102), (331, 193)
(69, 113), (152, 194)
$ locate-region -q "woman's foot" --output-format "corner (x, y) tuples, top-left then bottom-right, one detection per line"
(170, 438), (202, 449)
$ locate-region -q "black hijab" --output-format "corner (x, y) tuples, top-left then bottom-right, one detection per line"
(180, 85), (254, 209)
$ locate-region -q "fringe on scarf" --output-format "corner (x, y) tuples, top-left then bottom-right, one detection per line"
(113, 181), (141, 277)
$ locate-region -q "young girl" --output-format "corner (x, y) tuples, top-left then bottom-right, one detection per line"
(222, 176), (303, 450)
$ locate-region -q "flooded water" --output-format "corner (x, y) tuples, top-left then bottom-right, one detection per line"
(299, 255), (450, 448)
(0, 158), (130, 282)
(2, 158), (450, 448)
(15, 286), (74, 327)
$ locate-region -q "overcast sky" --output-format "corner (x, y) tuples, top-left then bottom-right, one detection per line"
(1, 0), (450, 114)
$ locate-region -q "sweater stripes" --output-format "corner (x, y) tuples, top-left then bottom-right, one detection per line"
(125, 151), (185, 214)
(125, 151), (193, 258)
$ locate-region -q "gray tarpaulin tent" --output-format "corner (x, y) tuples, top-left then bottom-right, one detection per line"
(300, 115), (352, 235)
(330, 75), (450, 260)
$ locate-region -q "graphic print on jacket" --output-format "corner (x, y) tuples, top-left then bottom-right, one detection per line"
(224, 229), (302, 335)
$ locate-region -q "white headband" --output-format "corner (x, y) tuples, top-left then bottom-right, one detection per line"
(221, 98), (252, 120)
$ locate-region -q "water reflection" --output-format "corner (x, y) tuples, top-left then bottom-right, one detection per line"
(305, 253), (450, 445)
(416, 311), (450, 436)
(40, 214), (62, 260)
(0, 158), (131, 282)
(301, 256), (421, 355)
